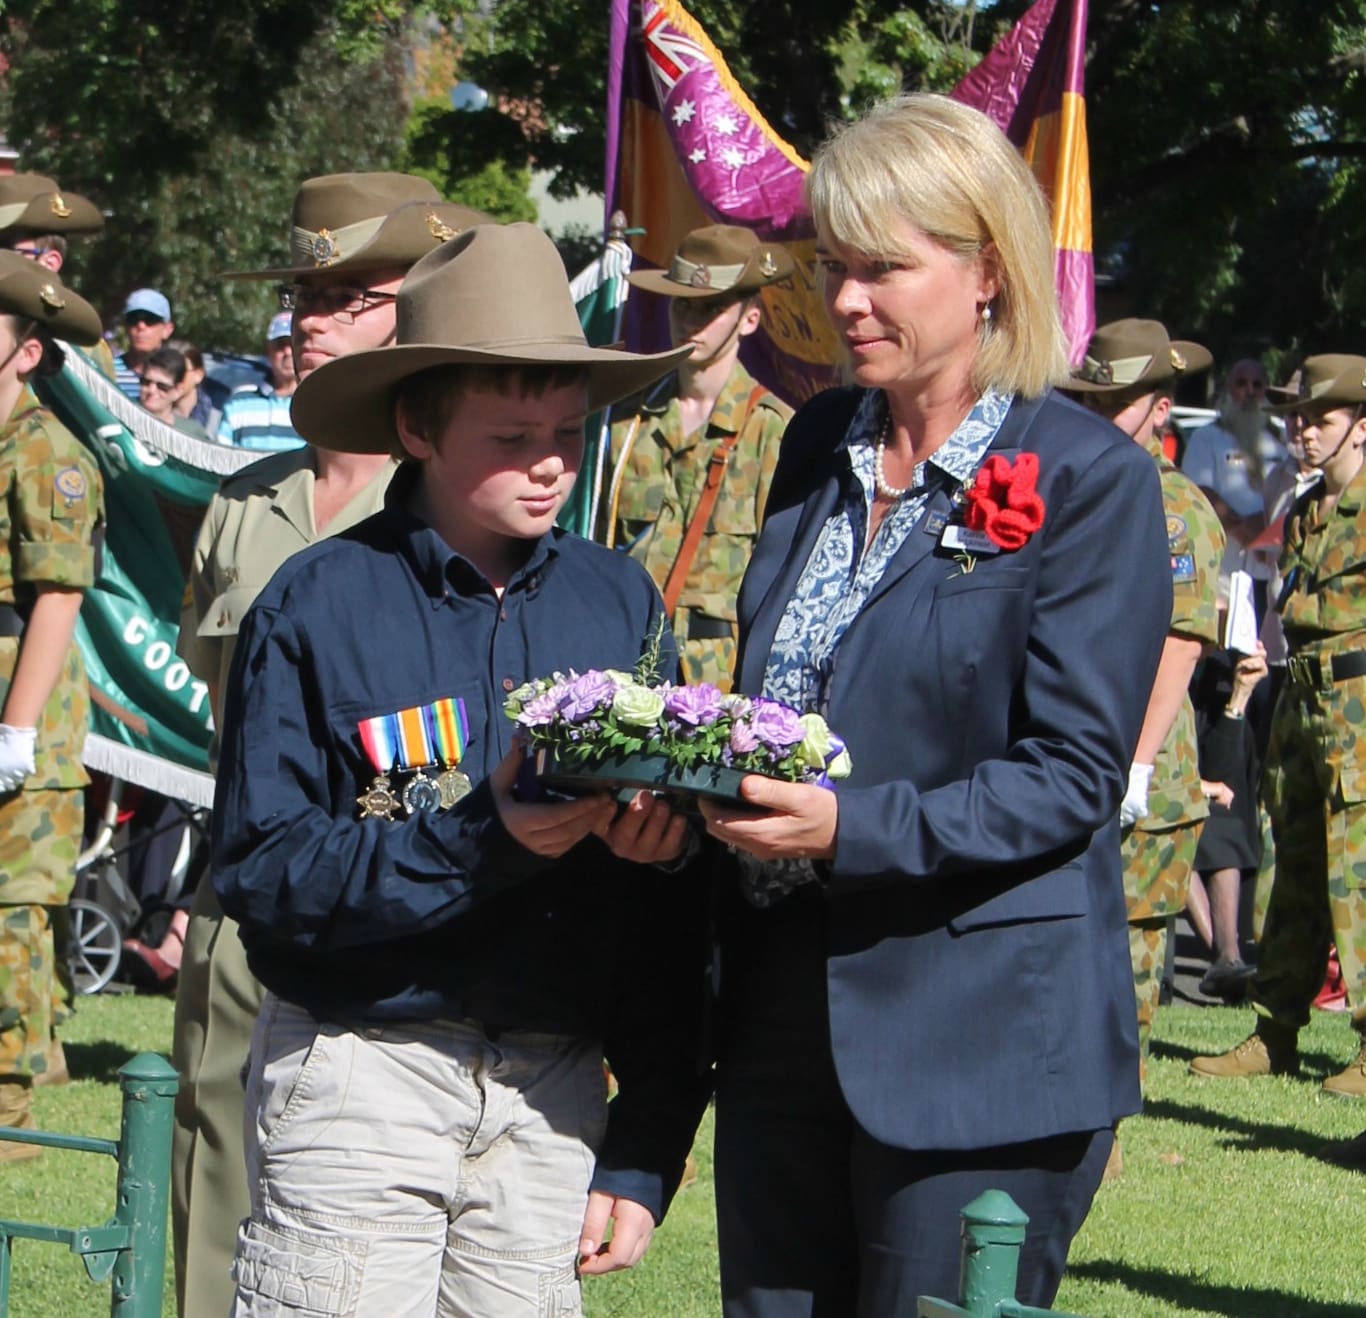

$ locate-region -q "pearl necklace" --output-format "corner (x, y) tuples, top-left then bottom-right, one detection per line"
(873, 415), (909, 500)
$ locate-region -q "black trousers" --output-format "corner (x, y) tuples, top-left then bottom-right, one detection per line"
(713, 895), (1112, 1318)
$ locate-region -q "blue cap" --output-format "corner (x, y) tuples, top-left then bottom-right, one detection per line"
(267, 311), (292, 343)
(123, 288), (171, 321)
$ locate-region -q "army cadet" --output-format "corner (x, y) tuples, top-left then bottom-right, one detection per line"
(1193, 354), (1366, 1096)
(1064, 320), (1225, 1102)
(600, 224), (793, 689)
(0, 254), (105, 1160)
(0, 172), (104, 274)
(170, 172), (489, 1318)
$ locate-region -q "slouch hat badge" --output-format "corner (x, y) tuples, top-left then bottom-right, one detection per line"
(311, 228), (339, 265)
(50, 193), (73, 219)
(39, 282), (66, 310)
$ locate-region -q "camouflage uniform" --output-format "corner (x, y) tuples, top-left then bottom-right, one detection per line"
(601, 363), (790, 689)
(1122, 435), (1224, 1068)
(1253, 458), (1366, 1037)
(1, 388), (103, 1080)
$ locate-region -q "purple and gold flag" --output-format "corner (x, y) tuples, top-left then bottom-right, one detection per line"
(952, 0), (1093, 363)
(606, 0), (840, 406)
(606, 0), (1093, 397)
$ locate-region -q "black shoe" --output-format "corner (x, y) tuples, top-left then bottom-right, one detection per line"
(1198, 958), (1257, 998)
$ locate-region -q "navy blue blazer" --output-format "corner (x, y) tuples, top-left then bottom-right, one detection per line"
(734, 387), (1171, 1151)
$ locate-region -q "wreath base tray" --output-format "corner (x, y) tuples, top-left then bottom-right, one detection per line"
(534, 747), (753, 808)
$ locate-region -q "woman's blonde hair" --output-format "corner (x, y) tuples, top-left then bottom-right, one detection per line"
(806, 94), (1070, 399)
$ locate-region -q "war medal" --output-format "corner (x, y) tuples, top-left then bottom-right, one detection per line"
(428, 696), (473, 807)
(393, 704), (444, 815)
(402, 771), (443, 814)
(357, 713), (401, 821)
(358, 775), (400, 821)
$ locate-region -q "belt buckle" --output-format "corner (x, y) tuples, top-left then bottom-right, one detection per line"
(1288, 654), (1318, 688)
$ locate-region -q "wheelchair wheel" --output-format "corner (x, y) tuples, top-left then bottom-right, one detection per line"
(68, 898), (123, 995)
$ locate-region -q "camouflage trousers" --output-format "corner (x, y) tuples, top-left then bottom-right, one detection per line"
(1254, 682), (1366, 1033)
(1123, 821), (1201, 1083)
(0, 904), (59, 1079)
(1, 787), (81, 1042)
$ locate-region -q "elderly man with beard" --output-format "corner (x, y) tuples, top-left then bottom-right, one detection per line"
(1182, 358), (1289, 537)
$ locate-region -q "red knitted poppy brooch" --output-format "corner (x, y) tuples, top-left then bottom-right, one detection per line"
(963, 453), (1046, 551)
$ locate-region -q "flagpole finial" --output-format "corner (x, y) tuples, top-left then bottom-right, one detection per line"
(608, 209), (628, 241)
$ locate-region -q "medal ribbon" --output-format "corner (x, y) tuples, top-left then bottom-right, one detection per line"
(358, 713), (399, 774)
(395, 705), (437, 771)
(426, 697), (469, 768)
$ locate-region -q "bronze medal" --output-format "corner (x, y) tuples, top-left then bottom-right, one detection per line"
(402, 769), (443, 815)
(437, 767), (473, 807)
(357, 773), (399, 821)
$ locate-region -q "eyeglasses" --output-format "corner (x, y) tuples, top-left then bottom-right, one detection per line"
(138, 376), (176, 393)
(276, 283), (398, 324)
(125, 312), (165, 328)
(5, 245), (46, 261)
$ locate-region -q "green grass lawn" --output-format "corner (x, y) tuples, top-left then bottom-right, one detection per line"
(3, 994), (1364, 1316)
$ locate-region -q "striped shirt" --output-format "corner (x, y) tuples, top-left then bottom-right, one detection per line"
(217, 384), (303, 452)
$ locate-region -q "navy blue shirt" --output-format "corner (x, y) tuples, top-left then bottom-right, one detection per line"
(212, 463), (708, 1218)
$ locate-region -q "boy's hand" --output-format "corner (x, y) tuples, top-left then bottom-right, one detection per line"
(489, 745), (615, 858)
(595, 791), (689, 864)
(578, 1190), (655, 1275)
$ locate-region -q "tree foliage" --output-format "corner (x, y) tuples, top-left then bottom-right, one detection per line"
(5, 0), (1366, 364)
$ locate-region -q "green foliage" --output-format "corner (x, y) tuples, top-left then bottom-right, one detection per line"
(400, 96), (538, 221)
(1084, 0), (1366, 364)
(4, 8), (413, 350)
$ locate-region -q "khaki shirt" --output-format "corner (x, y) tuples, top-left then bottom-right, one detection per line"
(1, 387), (104, 788)
(1132, 433), (1225, 836)
(601, 362), (790, 686)
(179, 449), (396, 704)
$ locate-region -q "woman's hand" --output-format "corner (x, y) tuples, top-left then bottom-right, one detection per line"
(489, 744), (616, 858)
(699, 775), (837, 861)
(594, 790), (690, 865)
(1201, 778), (1235, 810)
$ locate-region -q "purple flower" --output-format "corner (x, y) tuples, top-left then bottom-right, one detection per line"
(517, 691), (563, 727)
(729, 720), (761, 755)
(559, 670), (616, 723)
(664, 683), (726, 727)
(749, 699), (806, 752)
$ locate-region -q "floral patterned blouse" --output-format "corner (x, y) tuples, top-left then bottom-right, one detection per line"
(741, 384), (1013, 906)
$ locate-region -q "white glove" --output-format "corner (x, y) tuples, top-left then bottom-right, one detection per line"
(0, 724), (38, 793)
(1119, 762), (1154, 828)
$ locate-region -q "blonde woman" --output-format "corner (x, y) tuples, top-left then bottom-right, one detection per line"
(701, 95), (1172, 1313)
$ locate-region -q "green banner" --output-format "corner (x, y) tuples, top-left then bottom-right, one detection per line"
(38, 349), (255, 806)
(562, 237), (632, 539)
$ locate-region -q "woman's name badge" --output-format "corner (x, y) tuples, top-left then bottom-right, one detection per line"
(940, 524), (1001, 555)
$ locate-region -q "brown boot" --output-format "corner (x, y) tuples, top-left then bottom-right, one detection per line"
(1189, 1020), (1299, 1078)
(32, 1039), (70, 1088)
(1322, 1035), (1366, 1098)
(0, 1078), (43, 1165)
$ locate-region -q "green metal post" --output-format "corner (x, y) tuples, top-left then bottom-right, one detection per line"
(108, 1053), (178, 1318)
(958, 1189), (1029, 1317)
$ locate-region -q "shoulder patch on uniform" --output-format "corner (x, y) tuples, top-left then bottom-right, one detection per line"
(54, 466), (87, 503)
(1171, 552), (1196, 583)
(1166, 514), (1187, 545)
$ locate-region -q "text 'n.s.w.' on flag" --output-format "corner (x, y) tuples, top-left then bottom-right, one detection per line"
(951, 0), (1093, 363)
